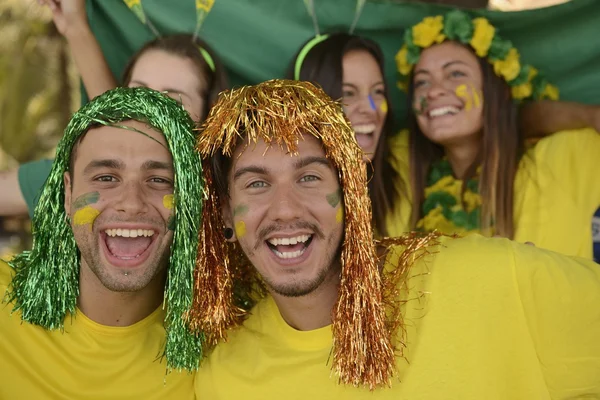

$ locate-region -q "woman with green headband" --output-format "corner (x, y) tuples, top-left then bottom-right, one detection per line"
(1, 0), (228, 218)
(395, 9), (600, 258)
(287, 33), (406, 237)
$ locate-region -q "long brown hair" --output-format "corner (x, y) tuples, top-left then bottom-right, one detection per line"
(121, 33), (229, 119)
(407, 43), (523, 238)
(286, 33), (402, 236)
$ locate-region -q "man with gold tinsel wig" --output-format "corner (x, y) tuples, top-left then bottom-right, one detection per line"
(189, 79), (600, 398)
(0, 87), (204, 399)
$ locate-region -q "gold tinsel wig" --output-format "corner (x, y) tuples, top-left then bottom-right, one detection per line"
(188, 79), (396, 388)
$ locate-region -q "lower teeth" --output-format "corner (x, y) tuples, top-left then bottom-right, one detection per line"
(273, 248), (306, 259)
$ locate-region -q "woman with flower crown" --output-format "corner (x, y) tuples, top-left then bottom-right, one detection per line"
(391, 9), (600, 259)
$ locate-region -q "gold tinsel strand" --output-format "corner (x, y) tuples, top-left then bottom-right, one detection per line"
(190, 79), (395, 388)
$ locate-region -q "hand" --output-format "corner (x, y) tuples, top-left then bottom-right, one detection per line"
(38, 0), (88, 38)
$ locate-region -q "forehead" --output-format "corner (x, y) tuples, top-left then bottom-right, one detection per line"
(416, 41), (479, 70)
(130, 49), (206, 93)
(73, 120), (171, 166)
(342, 50), (381, 79)
(232, 134), (328, 169)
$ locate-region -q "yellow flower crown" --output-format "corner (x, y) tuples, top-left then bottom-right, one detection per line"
(395, 10), (559, 101)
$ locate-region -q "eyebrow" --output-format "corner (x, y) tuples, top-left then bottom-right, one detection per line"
(142, 160), (173, 172)
(415, 60), (470, 76)
(129, 80), (189, 97)
(232, 156), (332, 182)
(342, 81), (385, 90)
(83, 159), (172, 176)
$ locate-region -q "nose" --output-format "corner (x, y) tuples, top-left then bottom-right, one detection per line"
(267, 183), (303, 223)
(115, 181), (148, 215)
(355, 94), (377, 115)
(425, 79), (450, 100)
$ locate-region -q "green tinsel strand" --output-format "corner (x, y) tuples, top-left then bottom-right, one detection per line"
(6, 87), (205, 370)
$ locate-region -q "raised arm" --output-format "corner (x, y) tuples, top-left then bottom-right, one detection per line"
(41, 0), (117, 99)
(520, 100), (600, 138)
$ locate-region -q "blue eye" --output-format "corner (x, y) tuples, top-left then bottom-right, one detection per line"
(299, 175), (319, 183)
(248, 181), (267, 188)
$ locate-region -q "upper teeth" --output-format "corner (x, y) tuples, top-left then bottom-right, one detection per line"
(268, 235), (310, 246)
(353, 124), (376, 135)
(105, 229), (155, 238)
(429, 106), (460, 117)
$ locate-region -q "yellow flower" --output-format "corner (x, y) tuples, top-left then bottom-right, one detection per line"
(124, 0), (141, 7)
(511, 82), (532, 99)
(542, 84), (559, 100)
(412, 16), (446, 48)
(493, 48), (521, 81)
(196, 0), (214, 12)
(463, 190), (482, 212)
(395, 45), (412, 75)
(470, 18), (495, 57)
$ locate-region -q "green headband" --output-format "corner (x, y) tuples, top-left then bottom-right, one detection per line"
(5, 87), (205, 371)
(197, 45), (216, 72)
(294, 34), (330, 80)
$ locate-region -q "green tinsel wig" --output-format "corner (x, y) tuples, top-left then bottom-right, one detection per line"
(5, 87), (205, 371)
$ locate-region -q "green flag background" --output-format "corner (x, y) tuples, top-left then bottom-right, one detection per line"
(87, 0), (600, 126)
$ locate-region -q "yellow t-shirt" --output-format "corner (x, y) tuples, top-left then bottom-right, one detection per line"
(387, 128), (600, 258)
(0, 260), (195, 400)
(194, 235), (600, 399)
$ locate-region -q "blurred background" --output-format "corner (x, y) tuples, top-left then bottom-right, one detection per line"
(0, 0), (573, 259)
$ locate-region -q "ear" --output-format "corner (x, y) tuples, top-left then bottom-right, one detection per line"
(221, 198), (237, 243)
(63, 171), (72, 219)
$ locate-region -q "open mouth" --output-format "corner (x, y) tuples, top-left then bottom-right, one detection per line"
(353, 124), (376, 137)
(266, 234), (313, 260)
(428, 106), (461, 119)
(102, 228), (157, 265)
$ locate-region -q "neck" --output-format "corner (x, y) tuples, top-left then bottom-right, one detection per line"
(444, 137), (481, 179)
(77, 262), (166, 327)
(270, 267), (340, 331)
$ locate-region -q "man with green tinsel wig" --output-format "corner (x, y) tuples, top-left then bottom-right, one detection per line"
(0, 87), (204, 399)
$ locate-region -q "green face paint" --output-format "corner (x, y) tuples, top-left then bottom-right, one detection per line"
(167, 215), (176, 231)
(233, 204), (248, 217)
(414, 96), (428, 115)
(326, 189), (342, 208)
(72, 191), (99, 210)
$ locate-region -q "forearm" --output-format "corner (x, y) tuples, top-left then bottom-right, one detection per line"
(520, 100), (599, 138)
(0, 169), (28, 217)
(64, 22), (117, 99)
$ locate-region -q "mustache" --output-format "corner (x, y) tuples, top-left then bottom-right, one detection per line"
(253, 221), (325, 251)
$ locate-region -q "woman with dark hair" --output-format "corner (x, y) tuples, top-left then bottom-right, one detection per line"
(2, 0), (229, 217)
(396, 10), (600, 258)
(287, 33), (407, 237)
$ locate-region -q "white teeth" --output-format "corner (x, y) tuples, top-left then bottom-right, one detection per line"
(353, 124), (376, 135)
(267, 234), (310, 246)
(429, 106), (460, 117)
(105, 229), (155, 238)
(273, 248), (306, 259)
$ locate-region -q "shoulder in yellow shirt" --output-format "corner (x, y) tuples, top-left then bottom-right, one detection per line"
(0, 260), (195, 400)
(195, 235), (600, 399)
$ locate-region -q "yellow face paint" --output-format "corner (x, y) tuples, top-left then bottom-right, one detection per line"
(336, 207), (344, 223)
(380, 99), (388, 114)
(73, 206), (100, 229)
(455, 84), (472, 111)
(235, 220), (246, 238)
(455, 84), (483, 112)
(163, 194), (174, 210)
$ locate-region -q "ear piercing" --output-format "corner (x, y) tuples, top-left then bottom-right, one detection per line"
(224, 227), (234, 239)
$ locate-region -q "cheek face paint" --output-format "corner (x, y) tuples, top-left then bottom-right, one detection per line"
(72, 191), (101, 230)
(163, 194), (175, 230)
(380, 99), (388, 114)
(233, 204), (248, 217)
(455, 84), (483, 112)
(336, 207), (344, 223)
(414, 96), (428, 115)
(368, 95), (377, 111)
(235, 220), (246, 238)
(326, 189), (342, 208)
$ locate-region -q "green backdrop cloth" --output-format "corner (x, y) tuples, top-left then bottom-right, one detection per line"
(87, 0), (600, 125)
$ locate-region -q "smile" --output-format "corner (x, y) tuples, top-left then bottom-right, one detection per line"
(101, 227), (158, 266)
(353, 124), (376, 136)
(428, 106), (461, 118)
(266, 234), (312, 260)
